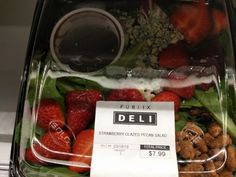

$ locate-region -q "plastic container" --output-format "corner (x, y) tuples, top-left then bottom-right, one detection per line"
(10, 0), (236, 176)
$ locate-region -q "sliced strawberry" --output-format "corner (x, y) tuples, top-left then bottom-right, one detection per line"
(211, 8), (227, 36)
(26, 131), (71, 164)
(170, 1), (211, 45)
(37, 99), (64, 130)
(165, 73), (195, 99)
(69, 129), (94, 173)
(67, 102), (94, 136)
(151, 91), (181, 112)
(66, 90), (102, 108)
(159, 42), (189, 69)
(107, 89), (145, 101)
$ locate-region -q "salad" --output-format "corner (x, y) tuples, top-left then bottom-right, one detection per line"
(11, 0), (236, 177)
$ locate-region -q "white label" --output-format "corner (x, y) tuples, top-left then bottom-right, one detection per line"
(91, 101), (178, 177)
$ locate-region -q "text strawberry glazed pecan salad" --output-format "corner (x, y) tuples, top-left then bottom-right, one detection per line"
(14, 0), (236, 177)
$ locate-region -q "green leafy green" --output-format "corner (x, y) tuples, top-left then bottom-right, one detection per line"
(39, 167), (86, 177)
(180, 98), (203, 109)
(59, 77), (110, 97)
(218, 31), (235, 67)
(62, 77), (104, 91)
(195, 88), (236, 138)
(28, 76), (64, 108)
(28, 78), (37, 107)
(41, 77), (64, 105)
(56, 79), (75, 95)
(228, 85), (236, 124)
(175, 112), (188, 131)
(111, 42), (145, 68)
(21, 162), (87, 177)
(35, 126), (45, 139)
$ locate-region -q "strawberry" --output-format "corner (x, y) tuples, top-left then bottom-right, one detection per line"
(66, 90), (102, 108)
(107, 89), (145, 101)
(25, 148), (45, 165)
(159, 42), (189, 69)
(69, 129), (94, 173)
(151, 91), (181, 112)
(165, 73), (195, 99)
(198, 82), (214, 91)
(67, 102), (94, 136)
(170, 1), (211, 45)
(25, 131), (71, 164)
(211, 8), (227, 36)
(65, 90), (101, 135)
(37, 99), (64, 130)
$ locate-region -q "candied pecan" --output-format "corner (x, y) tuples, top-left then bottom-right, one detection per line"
(218, 170), (234, 177)
(214, 161), (224, 172)
(205, 134), (232, 149)
(208, 123), (222, 137)
(195, 138), (208, 153)
(204, 133), (215, 147)
(212, 135), (232, 149)
(208, 149), (225, 161)
(226, 146), (236, 171)
(179, 140), (196, 159)
(205, 161), (218, 177)
(195, 153), (209, 161)
(195, 150), (202, 157)
(176, 141), (181, 153)
(179, 173), (191, 177)
(176, 131), (183, 141)
(189, 108), (203, 116)
(181, 163), (204, 173)
(184, 122), (204, 137)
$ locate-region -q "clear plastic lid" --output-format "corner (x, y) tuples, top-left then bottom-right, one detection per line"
(11, 0), (236, 177)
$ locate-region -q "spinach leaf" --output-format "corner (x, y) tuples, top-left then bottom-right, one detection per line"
(111, 42), (145, 68)
(218, 31), (235, 67)
(41, 77), (64, 106)
(39, 167), (87, 177)
(35, 126), (45, 139)
(21, 162), (88, 177)
(195, 88), (236, 138)
(28, 76), (64, 109)
(175, 112), (188, 131)
(180, 98), (203, 109)
(228, 85), (236, 124)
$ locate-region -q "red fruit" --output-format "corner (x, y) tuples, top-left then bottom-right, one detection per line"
(159, 43), (189, 69)
(67, 102), (94, 136)
(211, 8), (227, 36)
(37, 99), (64, 130)
(25, 148), (45, 165)
(199, 83), (214, 91)
(26, 131), (71, 164)
(165, 73), (195, 99)
(69, 129), (94, 173)
(170, 1), (211, 45)
(66, 90), (102, 107)
(107, 89), (145, 101)
(151, 91), (181, 112)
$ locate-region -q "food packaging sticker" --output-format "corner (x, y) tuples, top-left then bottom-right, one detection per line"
(91, 101), (178, 177)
